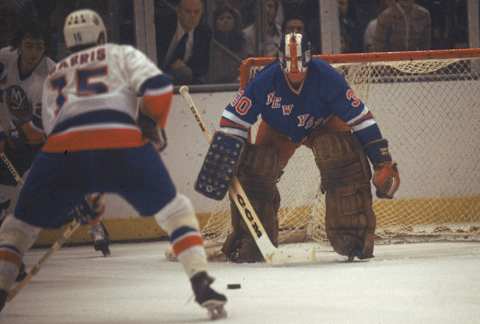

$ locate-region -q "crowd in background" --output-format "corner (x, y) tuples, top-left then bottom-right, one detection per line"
(0, 0), (472, 85)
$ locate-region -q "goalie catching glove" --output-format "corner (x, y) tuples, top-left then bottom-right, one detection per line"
(137, 111), (167, 152)
(195, 131), (245, 200)
(373, 162), (400, 199)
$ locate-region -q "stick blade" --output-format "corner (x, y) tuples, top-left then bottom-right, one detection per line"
(268, 246), (317, 266)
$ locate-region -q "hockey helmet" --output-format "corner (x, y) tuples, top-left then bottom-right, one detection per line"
(64, 9), (107, 49)
(279, 32), (311, 81)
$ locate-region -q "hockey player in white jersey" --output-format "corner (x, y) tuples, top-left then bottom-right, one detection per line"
(0, 21), (112, 257)
(0, 9), (227, 319)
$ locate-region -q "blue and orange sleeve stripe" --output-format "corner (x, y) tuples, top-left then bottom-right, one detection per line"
(139, 74), (173, 129)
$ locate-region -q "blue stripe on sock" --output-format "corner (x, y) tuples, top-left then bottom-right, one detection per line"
(0, 244), (21, 255)
(170, 226), (197, 242)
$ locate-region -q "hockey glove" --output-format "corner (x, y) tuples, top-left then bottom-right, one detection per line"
(138, 111), (167, 152)
(373, 162), (400, 199)
(70, 194), (105, 225)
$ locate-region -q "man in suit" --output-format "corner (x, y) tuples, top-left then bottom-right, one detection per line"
(156, 0), (212, 84)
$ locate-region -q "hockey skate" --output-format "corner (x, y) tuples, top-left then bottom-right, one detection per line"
(0, 289), (6, 312)
(190, 271), (227, 320)
(15, 262), (27, 282)
(90, 222), (111, 257)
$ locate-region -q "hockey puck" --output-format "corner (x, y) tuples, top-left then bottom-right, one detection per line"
(227, 283), (241, 289)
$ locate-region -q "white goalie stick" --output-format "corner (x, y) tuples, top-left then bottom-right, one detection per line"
(179, 85), (316, 265)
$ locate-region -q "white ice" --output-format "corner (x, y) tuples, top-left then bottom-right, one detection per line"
(1, 241), (479, 324)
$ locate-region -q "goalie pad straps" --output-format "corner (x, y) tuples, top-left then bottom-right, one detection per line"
(195, 131), (245, 200)
(309, 130), (375, 259)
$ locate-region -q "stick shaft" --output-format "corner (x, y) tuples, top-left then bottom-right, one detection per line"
(7, 218), (81, 301)
(0, 153), (23, 185)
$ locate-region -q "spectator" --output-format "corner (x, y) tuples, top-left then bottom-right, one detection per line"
(364, 0), (395, 52)
(0, 0), (37, 48)
(338, 0), (361, 53)
(243, 0), (282, 57)
(156, 0), (212, 84)
(207, 5), (247, 83)
(373, 0), (431, 52)
(282, 14), (305, 34)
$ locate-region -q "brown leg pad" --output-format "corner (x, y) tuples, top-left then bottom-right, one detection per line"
(309, 129), (376, 259)
(222, 144), (281, 262)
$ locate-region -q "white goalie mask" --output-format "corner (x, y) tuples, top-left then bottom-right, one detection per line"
(64, 9), (107, 49)
(279, 32), (311, 80)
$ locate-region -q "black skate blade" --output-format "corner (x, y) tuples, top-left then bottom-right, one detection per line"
(94, 240), (111, 257)
(202, 300), (227, 320)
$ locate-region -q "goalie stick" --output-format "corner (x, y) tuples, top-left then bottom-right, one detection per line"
(179, 85), (316, 265)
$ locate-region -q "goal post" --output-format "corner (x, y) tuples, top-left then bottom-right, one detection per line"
(201, 48), (480, 250)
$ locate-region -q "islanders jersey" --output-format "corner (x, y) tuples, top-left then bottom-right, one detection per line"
(220, 59), (382, 148)
(41, 43), (173, 152)
(0, 46), (55, 144)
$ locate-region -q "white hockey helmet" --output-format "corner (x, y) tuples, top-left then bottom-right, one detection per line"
(64, 9), (107, 49)
(279, 32), (311, 81)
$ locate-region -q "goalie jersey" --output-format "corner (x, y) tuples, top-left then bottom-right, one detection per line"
(220, 59), (383, 147)
(41, 44), (173, 152)
(0, 46), (55, 144)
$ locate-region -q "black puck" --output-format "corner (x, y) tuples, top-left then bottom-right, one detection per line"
(227, 283), (241, 289)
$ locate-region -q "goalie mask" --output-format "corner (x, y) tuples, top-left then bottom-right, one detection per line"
(279, 32), (311, 83)
(64, 9), (107, 50)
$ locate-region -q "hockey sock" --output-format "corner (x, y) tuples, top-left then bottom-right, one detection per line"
(0, 216), (41, 290)
(154, 194), (207, 278)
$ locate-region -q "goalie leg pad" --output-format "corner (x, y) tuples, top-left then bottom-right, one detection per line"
(154, 194), (207, 277)
(0, 215), (41, 290)
(222, 143), (281, 262)
(195, 132), (245, 200)
(309, 130), (375, 259)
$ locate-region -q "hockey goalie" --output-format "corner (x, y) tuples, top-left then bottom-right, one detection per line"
(195, 32), (400, 263)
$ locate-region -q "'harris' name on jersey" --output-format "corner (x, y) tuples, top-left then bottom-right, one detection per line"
(49, 47), (106, 75)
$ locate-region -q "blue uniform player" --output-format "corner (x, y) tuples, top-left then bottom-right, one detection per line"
(199, 32), (400, 262)
(0, 9), (227, 319)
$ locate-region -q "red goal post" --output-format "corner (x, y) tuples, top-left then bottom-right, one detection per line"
(200, 48), (480, 249)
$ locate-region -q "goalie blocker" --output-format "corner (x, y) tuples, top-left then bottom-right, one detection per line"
(195, 131), (245, 200)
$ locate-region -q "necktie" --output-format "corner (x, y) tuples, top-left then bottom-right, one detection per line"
(169, 32), (188, 65)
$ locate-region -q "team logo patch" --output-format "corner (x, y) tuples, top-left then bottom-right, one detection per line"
(346, 88), (361, 108)
(5, 85), (32, 122)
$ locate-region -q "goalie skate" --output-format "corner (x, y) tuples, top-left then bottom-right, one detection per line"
(90, 222), (111, 257)
(190, 271), (227, 320)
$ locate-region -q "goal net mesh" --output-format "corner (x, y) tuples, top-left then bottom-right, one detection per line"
(200, 50), (480, 249)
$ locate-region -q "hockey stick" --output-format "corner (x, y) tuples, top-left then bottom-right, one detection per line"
(0, 153), (24, 185)
(7, 218), (81, 302)
(179, 85), (316, 265)
(7, 193), (105, 302)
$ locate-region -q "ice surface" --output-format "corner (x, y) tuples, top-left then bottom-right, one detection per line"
(1, 241), (479, 324)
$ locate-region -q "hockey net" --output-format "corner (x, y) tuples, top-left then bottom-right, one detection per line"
(200, 49), (480, 250)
